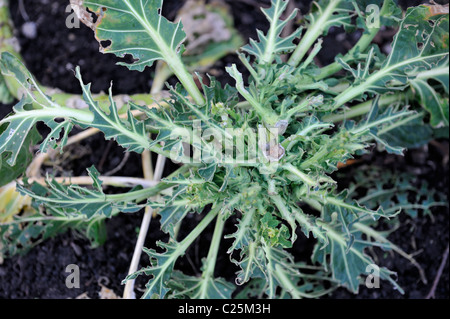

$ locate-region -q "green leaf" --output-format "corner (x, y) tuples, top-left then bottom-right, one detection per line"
(0, 72), (14, 104)
(232, 237), (291, 298)
(0, 183), (107, 259)
(126, 240), (178, 299)
(292, 122), (369, 174)
(0, 96), (56, 166)
(142, 78), (239, 164)
(260, 211), (292, 249)
(226, 64), (278, 126)
(333, 6), (449, 109)
(198, 163), (217, 182)
(226, 209), (257, 253)
(291, 206), (328, 245)
(233, 233), (332, 298)
(354, 99), (432, 154)
(411, 79), (449, 128)
(17, 167), (143, 219)
(75, 67), (152, 153)
(129, 207), (220, 299)
(72, 0), (185, 72)
(72, 0), (205, 104)
(168, 270), (234, 299)
(0, 52), (91, 166)
(151, 172), (223, 237)
(234, 241), (266, 286)
(305, 0), (354, 33)
(151, 0), (244, 92)
(410, 65), (449, 128)
(313, 224), (403, 294)
(347, 166), (447, 218)
(260, 241), (316, 299)
(322, 194), (397, 222)
(378, 113), (433, 151)
(1, 212), (107, 259)
(0, 126), (41, 187)
(243, 0), (302, 64)
(153, 199), (193, 238)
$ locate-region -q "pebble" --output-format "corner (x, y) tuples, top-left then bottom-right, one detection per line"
(71, 242), (83, 257)
(21, 21), (38, 39)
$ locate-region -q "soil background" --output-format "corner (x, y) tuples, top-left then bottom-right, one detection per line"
(0, 0), (449, 299)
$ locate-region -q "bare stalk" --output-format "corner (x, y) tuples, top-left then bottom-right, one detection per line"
(123, 154), (167, 299)
(28, 176), (159, 188)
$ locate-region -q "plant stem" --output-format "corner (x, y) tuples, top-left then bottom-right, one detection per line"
(140, 205), (220, 299)
(29, 176), (159, 188)
(270, 195), (297, 237)
(288, 0), (342, 67)
(283, 98), (311, 121)
(123, 67), (168, 299)
(316, 0), (392, 80)
(0, 107), (94, 126)
(227, 64), (278, 126)
(317, 27), (379, 80)
(283, 163), (317, 187)
(274, 264), (304, 299)
(322, 196), (367, 214)
(141, 150), (154, 181)
(303, 198), (323, 212)
(238, 53), (260, 86)
(299, 146), (328, 170)
(260, 0), (289, 65)
(332, 51), (448, 111)
(123, 154), (166, 299)
(121, 0), (205, 106)
(298, 39), (323, 72)
(198, 214), (226, 298)
(323, 92), (412, 123)
(426, 244), (449, 299)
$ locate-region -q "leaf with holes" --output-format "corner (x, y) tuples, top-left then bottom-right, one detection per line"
(71, 0), (185, 71)
(70, 0), (205, 104)
(0, 52), (88, 167)
(0, 126), (40, 187)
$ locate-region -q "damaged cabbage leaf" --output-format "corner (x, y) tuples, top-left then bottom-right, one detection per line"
(151, 0), (243, 93)
(0, 125), (40, 187)
(70, 0), (205, 104)
(0, 0), (448, 300)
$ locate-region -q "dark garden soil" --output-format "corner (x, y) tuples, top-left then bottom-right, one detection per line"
(0, 0), (449, 299)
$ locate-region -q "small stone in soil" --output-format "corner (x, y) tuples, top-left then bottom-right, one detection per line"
(21, 22), (37, 39)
